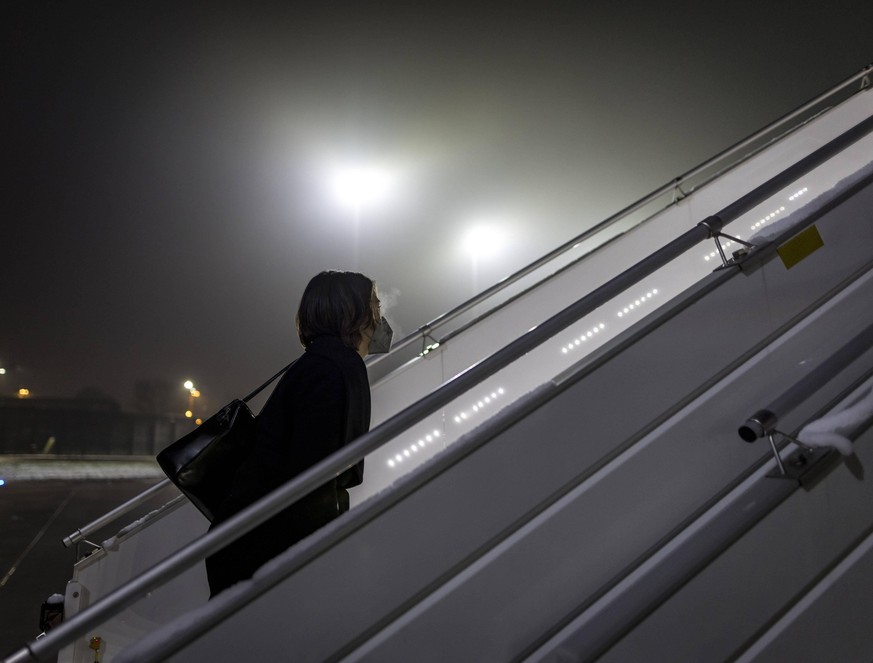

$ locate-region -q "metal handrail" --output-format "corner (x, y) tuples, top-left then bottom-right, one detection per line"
(739, 321), (873, 443)
(529, 370), (873, 661)
(368, 64), (873, 364)
(62, 478), (173, 548)
(11, 99), (873, 663)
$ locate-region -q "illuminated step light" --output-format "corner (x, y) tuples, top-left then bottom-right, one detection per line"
(387, 429), (443, 468)
(788, 187), (808, 201)
(615, 290), (659, 319)
(420, 341), (441, 357)
(561, 323), (607, 354)
(749, 205), (787, 232)
(452, 387), (506, 424)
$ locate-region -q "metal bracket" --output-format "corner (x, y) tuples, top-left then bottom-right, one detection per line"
(766, 432), (789, 476)
(75, 539), (102, 562)
(762, 429), (839, 486)
(672, 178), (689, 203)
(699, 219), (756, 268)
(763, 428), (814, 478)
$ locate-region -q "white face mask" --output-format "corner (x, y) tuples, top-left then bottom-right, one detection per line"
(368, 317), (394, 354)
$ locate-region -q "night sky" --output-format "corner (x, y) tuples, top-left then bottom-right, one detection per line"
(3, 1), (872, 412)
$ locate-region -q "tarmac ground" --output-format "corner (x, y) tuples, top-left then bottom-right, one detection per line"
(0, 457), (173, 660)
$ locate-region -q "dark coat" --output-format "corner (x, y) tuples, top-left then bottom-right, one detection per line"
(205, 335), (370, 596)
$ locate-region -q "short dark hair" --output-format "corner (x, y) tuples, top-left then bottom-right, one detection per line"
(296, 270), (377, 350)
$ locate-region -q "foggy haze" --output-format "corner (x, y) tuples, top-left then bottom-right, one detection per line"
(3, 1), (872, 411)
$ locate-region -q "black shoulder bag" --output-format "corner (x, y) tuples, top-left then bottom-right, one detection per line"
(156, 361), (295, 521)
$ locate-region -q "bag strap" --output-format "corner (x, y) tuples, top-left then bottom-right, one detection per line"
(242, 359), (297, 403)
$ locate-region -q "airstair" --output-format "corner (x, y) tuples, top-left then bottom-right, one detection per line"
(7, 66), (873, 663)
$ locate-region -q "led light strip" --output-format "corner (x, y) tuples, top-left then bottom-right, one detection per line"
(788, 186), (808, 201)
(746, 186), (807, 234)
(453, 387), (506, 424)
(561, 323), (607, 354)
(389, 388), (510, 467)
(420, 341), (441, 357)
(387, 429), (443, 468)
(749, 206), (786, 232)
(616, 289), (659, 318)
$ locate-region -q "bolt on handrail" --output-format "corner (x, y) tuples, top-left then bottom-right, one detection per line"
(12, 101), (873, 663)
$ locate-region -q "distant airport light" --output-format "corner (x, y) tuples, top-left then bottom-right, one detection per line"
(462, 224), (505, 260)
(18, 388), (30, 398)
(330, 165), (394, 212)
(183, 381), (201, 418)
(0, 368), (6, 375)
